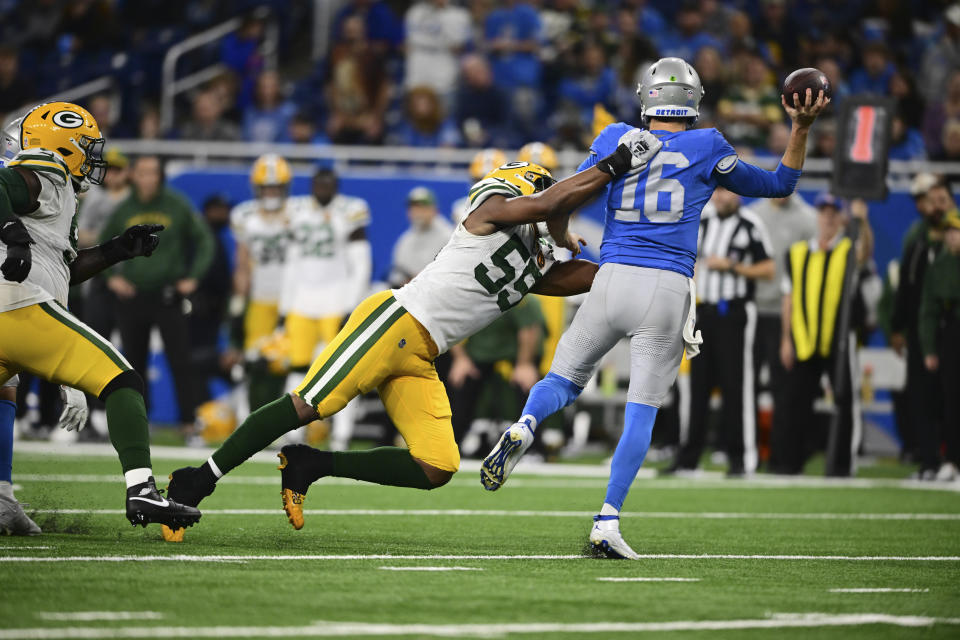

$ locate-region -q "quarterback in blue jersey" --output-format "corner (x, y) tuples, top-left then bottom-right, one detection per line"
(481, 57), (830, 559)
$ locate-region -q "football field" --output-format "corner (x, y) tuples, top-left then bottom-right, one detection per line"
(3, 444), (960, 639)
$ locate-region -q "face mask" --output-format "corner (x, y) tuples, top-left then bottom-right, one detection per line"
(261, 196), (283, 211)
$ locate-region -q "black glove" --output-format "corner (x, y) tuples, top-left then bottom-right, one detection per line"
(596, 144), (635, 177)
(102, 224), (164, 264)
(596, 129), (662, 178)
(0, 219), (33, 283)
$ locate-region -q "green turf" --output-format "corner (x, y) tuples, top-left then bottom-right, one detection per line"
(2, 451), (959, 639)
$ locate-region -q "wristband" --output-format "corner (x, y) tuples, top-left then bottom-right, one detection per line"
(596, 144), (633, 177)
(99, 237), (128, 265)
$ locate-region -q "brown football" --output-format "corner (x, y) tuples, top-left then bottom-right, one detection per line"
(782, 67), (832, 104)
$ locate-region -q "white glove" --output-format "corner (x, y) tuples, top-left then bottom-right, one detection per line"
(617, 128), (662, 171)
(57, 386), (88, 432)
(683, 278), (703, 359)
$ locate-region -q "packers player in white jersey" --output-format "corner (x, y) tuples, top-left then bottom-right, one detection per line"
(282, 167), (372, 380)
(0, 116), (91, 535)
(0, 102), (200, 530)
(451, 148), (506, 224)
(231, 154), (295, 410)
(161, 128), (661, 540)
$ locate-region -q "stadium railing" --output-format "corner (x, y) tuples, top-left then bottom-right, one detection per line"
(8, 75), (117, 124)
(105, 140), (958, 184)
(160, 11), (280, 132)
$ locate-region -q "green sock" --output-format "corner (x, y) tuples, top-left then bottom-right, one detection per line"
(104, 388), (151, 473)
(212, 395), (300, 475)
(332, 447), (435, 490)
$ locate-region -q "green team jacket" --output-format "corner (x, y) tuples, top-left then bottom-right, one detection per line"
(465, 296), (546, 364)
(919, 250), (960, 357)
(99, 187), (214, 292)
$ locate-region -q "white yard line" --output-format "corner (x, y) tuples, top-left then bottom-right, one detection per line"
(1, 613), (959, 638)
(23, 507), (960, 521)
(1, 553), (958, 563)
(35, 612), (164, 621)
(0, 546), (52, 550)
(596, 577), (701, 582)
(829, 588), (930, 593)
(378, 566), (483, 572)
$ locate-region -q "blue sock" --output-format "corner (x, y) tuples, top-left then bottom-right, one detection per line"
(0, 399), (15, 484)
(603, 402), (657, 511)
(517, 373), (582, 431)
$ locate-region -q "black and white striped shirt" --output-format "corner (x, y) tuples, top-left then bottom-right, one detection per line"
(697, 205), (773, 304)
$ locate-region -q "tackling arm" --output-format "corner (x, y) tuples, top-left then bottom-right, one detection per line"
(529, 259), (598, 296)
(467, 129), (662, 235)
(468, 165), (614, 231)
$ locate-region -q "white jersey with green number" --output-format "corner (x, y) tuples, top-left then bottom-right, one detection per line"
(393, 177), (556, 354)
(0, 148), (78, 312)
(283, 193), (370, 318)
(231, 199), (291, 305)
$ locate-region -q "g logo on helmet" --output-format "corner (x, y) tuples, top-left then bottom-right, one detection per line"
(52, 111), (84, 129)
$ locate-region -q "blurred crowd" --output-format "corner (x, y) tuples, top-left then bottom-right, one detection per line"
(1, 1), (959, 161)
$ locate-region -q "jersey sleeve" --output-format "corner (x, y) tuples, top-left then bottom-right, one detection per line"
(464, 177), (523, 216)
(588, 122), (633, 160)
(8, 149), (67, 221)
(230, 203), (249, 244)
(708, 129), (740, 177)
(8, 149), (69, 186)
(345, 197), (371, 233)
(716, 159), (801, 198)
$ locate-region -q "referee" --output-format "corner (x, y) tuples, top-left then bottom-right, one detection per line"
(669, 188), (774, 476)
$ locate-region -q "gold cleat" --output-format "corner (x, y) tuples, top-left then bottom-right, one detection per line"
(278, 452), (306, 530)
(161, 525), (185, 542)
(280, 487), (305, 530)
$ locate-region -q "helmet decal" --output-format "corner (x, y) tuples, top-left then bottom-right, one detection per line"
(52, 111), (84, 128)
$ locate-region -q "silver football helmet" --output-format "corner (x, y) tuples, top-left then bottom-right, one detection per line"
(0, 116), (22, 166)
(636, 57), (704, 125)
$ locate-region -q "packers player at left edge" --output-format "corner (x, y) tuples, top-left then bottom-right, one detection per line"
(0, 102), (201, 533)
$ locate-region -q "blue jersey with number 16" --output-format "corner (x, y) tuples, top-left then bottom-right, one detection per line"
(579, 123), (745, 278)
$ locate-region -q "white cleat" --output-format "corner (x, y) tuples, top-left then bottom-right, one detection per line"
(589, 516), (639, 560)
(0, 494), (41, 536)
(480, 422), (534, 491)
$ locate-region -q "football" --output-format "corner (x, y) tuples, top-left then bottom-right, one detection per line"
(782, 67), (832, 103)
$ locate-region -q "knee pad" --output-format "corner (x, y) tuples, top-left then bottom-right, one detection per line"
(99, 369), (145, 401)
